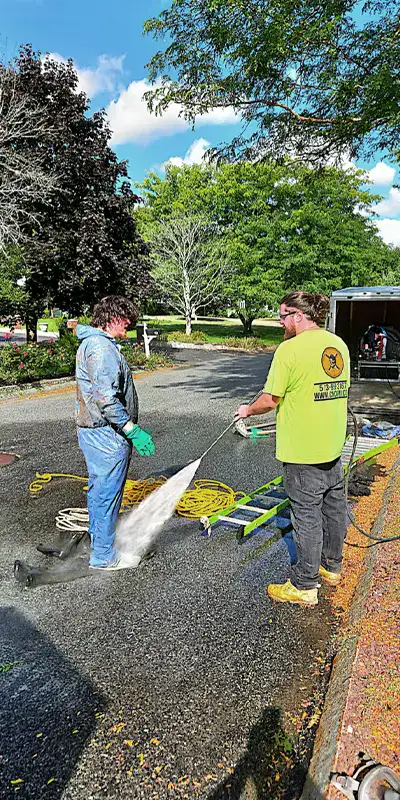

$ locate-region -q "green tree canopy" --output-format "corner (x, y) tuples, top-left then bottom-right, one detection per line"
(0, 46), (150, 339)
(137, 161), (394, 332)
(144, 0), (400, 163)
(0, 248), (27, 318)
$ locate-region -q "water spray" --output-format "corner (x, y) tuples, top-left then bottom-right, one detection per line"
(14, 390), (270, 583)
(115, 390), (265, 566)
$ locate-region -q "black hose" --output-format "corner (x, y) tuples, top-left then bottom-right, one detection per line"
(385, 365), (400, 400)
(345, 407), (400, 544)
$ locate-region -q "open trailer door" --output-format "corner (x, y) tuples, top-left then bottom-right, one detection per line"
(329, 286), (400, 382)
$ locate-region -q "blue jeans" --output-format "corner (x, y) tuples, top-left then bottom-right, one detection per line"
(77, 426), (131, 566)
(283, 458), (347, 590)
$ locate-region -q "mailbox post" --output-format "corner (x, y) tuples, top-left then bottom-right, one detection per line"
(136, 322), (159, 358)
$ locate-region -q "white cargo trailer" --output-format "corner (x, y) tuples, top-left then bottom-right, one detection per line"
(327, 286), (400, 382)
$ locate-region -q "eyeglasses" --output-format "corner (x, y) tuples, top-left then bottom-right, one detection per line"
(279, 311), (297, 320)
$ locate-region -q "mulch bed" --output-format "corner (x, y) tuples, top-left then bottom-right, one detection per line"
(326, 444), (400, 798)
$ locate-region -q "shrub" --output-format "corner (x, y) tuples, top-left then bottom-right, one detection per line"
(167, 330), (207, 343)
(120, 342), (173, 370)
(78, 314), (92, 325)
(0, 335), (78, 385)
(52, 315), (69, 331)
(224, 336), (264, 350)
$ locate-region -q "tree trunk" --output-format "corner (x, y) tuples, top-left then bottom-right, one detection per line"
(25, 313), (38, 343)
(183, 269), (192, 335)
(238, 314), (254, 336)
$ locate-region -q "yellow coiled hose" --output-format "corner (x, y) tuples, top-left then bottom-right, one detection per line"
(175, 479), (244, 518)
(29, 472), (244, 519)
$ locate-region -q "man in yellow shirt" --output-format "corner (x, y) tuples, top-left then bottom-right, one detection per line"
(236, 291), (350, 607)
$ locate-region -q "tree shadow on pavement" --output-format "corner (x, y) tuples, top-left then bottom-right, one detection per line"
(154, 352), (275, 402)
(207, 706), (322, 800)
(0, 607), (106, 798)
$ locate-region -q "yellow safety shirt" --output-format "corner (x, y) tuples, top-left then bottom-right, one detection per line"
(264, 329), (350, 464)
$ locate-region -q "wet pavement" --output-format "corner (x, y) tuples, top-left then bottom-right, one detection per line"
(0, 349), (334, 799)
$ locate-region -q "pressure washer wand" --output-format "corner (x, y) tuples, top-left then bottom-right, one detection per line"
(199, 390), (264, 461)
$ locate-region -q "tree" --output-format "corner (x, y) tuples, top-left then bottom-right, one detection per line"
(0, 248), (27, 318)
(0, 72), (55, 251)
(380, 246), (400, 286)
(1, 46), (150, 341)
(138, 161), (391, 333)
(144, 0), (400, 163)
(148, 216), (226, 334)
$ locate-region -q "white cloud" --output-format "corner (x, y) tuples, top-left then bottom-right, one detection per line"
(367, 161), (396, 186)
(354, 203), (371, 218)
(106, 79), (238, 145)
(44, 53), (125, 99)
(44, 52), (68, 66)
(374, 218), (400, 247)
(77, 55), (125, 98)
(325, 151), (357, 172)
(166, 138), (211, 168)
(374, 187), (400, 218)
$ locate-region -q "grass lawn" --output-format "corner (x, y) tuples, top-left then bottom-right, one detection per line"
(36, 315), (283, 347)
(129, 316), (283, 347)
(37, 318), (62, 332)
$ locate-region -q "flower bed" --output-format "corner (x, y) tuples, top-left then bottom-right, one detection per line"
(0, 335), (77, 384)
(0, 336), (173, 385)
(120, 342), (173, 371)
(166, 330), (207, 343)
(165, 331), (273, 351)
(224, 336), (264, 350)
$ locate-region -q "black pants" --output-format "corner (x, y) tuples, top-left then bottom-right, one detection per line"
(283, 458), (347, 590)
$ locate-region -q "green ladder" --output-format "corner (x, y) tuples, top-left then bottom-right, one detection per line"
(199, 436), (397, 539)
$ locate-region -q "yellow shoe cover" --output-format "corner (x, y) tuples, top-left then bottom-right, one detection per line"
(267, 579), (318, 607)
(319, 566), (341, 586)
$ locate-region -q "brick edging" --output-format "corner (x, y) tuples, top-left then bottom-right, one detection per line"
(0, 375), (76, 400)
(0, 364), (177, 400)
(300, 452), (400, 800)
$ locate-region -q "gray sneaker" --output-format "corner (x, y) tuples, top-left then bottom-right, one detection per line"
(89, 558), (125, 571)
(90, 551), (156, 571)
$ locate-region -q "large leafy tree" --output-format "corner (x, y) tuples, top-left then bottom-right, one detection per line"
(144, 0), (400, 163)
(383, 248), (400, 285)
(1, 46), (150, 340)
(138, 162), (393, 333)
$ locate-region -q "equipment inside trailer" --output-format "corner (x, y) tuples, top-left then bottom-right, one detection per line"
(328, 286), (400, 382)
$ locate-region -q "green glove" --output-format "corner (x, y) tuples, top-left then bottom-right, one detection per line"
(125, 424), (155, 456)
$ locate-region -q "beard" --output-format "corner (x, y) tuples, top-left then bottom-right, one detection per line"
(283, 324), (296, 340)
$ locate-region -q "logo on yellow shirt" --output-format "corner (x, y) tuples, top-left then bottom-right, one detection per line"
(321, 346), (344, 378)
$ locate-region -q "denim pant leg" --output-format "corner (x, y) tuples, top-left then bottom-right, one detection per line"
(77, 426), (131, 566)
(321, 459), (347, 574)
(85, 473), (96, 549)
(283, 463), (325, 590)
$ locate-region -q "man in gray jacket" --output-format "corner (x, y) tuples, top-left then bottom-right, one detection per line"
(76, 295), (155, 570)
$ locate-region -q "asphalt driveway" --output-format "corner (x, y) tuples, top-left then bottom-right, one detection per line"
(0, 349), (333, 799)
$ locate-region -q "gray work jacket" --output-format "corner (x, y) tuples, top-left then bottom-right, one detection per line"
(75, 325), (138, 430)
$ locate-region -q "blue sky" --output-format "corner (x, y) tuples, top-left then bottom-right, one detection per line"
(2, 0), (400, 246)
